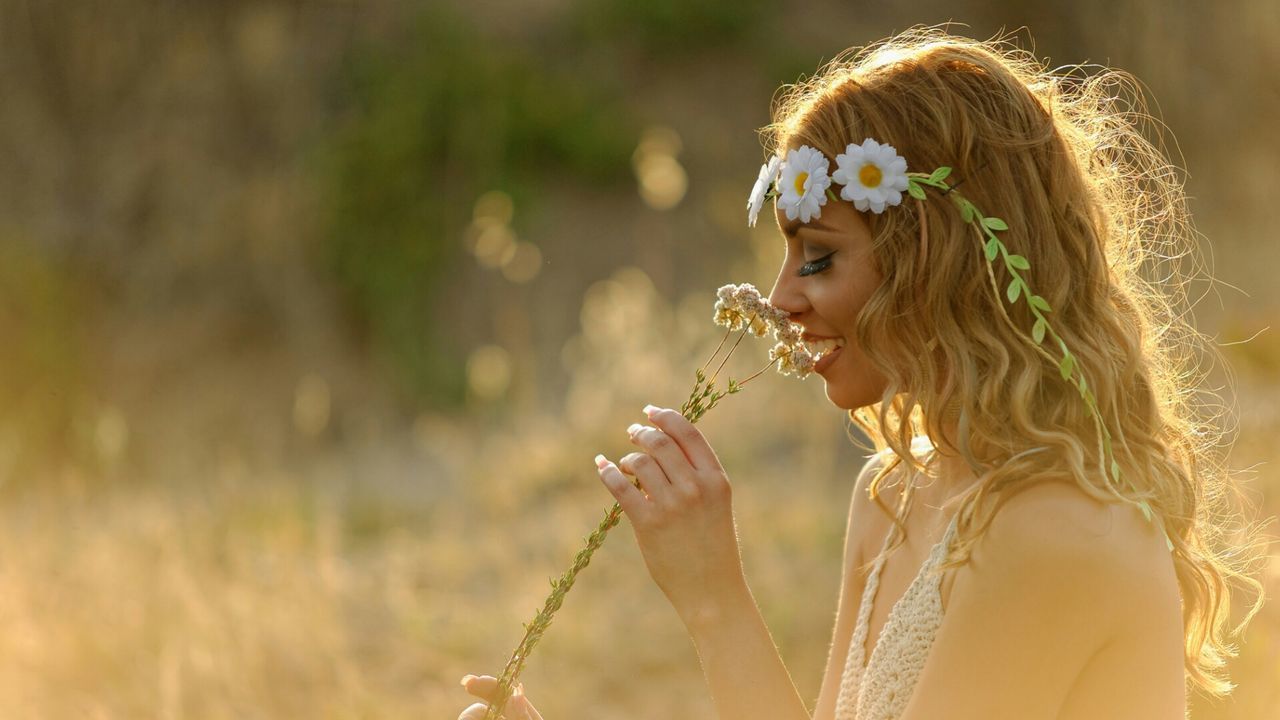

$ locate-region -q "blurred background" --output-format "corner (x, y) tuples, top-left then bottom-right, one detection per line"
(0, 1), (1276, 717)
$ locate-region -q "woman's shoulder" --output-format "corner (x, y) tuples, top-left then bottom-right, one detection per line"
(970, 480), (1180, 627)
(991, 480), (1168, 563)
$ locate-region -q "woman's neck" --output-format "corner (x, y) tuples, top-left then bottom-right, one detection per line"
(915, 417), (981, 512)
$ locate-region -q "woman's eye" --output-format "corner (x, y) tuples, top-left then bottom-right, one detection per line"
(797, 250), (836, 277)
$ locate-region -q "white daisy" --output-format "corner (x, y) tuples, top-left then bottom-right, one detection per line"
(832, 138), (910, 214)
(777, 145), (831, 223)
(746, 154), (781, 227)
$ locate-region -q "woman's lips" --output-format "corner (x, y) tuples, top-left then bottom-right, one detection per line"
(815, 345), (843, 374)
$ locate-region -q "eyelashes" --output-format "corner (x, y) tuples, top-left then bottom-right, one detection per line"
(797, 250), (836, 277)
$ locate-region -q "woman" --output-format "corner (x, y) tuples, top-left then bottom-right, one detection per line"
(459, 27), (1263, 720)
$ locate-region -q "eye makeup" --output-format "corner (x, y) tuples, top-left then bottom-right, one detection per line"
(797, 250), (836, 277)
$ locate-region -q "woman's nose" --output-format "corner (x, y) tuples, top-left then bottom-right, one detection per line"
(767, 267), (807, 318)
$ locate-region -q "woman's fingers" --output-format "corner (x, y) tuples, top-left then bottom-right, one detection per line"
(462, 675), (499, 702)
(626, 424), (699, 497)
(616, 448), (672, 500)
(643, 405), (724, 474)
(512, 684), (545, 720)
(458, 676), (543, 720)
(595, 455), (652, 523)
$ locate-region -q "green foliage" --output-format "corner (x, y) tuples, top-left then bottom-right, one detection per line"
(1006, 278), (1022, 303)
(573, 0), (770, 52)
(984, 236), (999, 260)
(317, 6), (636, 407)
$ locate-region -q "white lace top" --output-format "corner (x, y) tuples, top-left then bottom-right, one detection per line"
(833, 504), (960, 720)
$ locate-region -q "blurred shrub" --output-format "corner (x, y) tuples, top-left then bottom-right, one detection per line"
(0, 236), (86, 484)
(571, 0), (771, 52)
(317, 6), (635, 408)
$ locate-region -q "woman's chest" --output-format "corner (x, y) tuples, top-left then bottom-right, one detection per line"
(860, 530), (957, 662)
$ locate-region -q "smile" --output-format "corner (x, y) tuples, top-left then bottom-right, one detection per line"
(809, 337), (846, 374)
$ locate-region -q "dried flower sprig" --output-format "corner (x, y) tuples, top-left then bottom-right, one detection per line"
(480, 283), (810, 719)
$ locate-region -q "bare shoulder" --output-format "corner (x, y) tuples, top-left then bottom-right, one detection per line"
(899, 479), (1184, 719)
(974, 480), (1179, 627)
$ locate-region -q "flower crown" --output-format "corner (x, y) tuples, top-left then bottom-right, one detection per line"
(747, 139), (1172, 552)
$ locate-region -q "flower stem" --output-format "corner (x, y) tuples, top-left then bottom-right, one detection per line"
(700, 329), (732, 376)
(482, 341), (753, 719)
(709, 318), (753, 385)
(737, 357), (781, 388)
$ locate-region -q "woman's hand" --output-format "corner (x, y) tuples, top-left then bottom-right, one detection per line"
(457, 675), (544, 720)
(594, 405), (749, 630)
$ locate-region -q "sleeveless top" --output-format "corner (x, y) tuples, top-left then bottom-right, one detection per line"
(833, 492), (961, 720)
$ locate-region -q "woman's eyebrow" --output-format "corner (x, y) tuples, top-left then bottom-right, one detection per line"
(782, 217), (834, 236)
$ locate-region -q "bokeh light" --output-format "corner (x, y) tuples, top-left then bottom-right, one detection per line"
(633, 125), (688, 210)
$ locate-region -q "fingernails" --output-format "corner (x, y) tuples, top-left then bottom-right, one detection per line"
(644, 404), (659, 417)
(460, 674), (476, 687)
(594, 454), (607, 468)
(626, 423), (643, 436)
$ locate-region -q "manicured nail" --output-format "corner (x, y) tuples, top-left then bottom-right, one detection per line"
(627, 423), (644, 436)
(644, 404), (659, 416)
(460, 674), (476, 686)
(594, 454), (607, 468)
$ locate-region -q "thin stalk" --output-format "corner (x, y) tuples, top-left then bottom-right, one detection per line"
(481, 323), (767, 719)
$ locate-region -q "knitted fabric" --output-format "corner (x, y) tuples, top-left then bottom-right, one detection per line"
(834, 509), (960, 720)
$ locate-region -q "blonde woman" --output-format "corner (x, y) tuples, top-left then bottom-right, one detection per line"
(460, 28), (1264, 720)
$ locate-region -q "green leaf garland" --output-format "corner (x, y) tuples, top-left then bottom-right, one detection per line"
(904, 171), (1174, 553)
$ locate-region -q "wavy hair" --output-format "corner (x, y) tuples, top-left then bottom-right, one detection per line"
(759, 26), (1266, 698)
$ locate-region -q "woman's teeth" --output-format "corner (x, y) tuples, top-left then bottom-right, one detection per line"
(809, 337), (846, 358)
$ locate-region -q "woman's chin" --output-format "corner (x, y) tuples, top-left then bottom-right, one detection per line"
(821, 371), (880, 411)
(822, 376), (859, 410)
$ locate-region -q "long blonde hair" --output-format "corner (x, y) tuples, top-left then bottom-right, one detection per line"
(760, 26), (1266, 698)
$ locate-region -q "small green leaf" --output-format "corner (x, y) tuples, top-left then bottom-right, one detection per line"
(930, 166), (952, 182)
(1006, 279), (1021, 303)
(983, 216), (1009, 231)
(1079, 375), (1088, 396)
(1111, 460), (1122, 483)
(984, 237), (999, 261)
(961, 202), (975, 223)
(1139, 500), (1153, 523)
(1007, 254), (1030, 270)
(1028, 295), (1051, 313)
(907, 182), (926, 200)
(1058, 353), (1075, 380)
(1032, 318), (1046, 344)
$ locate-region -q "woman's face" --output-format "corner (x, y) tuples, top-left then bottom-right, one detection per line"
(767, 198), (890, 410)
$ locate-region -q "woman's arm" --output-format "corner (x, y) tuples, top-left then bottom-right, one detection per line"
(596, 406), (814, 720)
(684, 580), (813, 720)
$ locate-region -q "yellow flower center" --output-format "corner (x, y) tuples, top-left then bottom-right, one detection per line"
(859, 163), (882, 188)
(793, 171), (809, 195)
